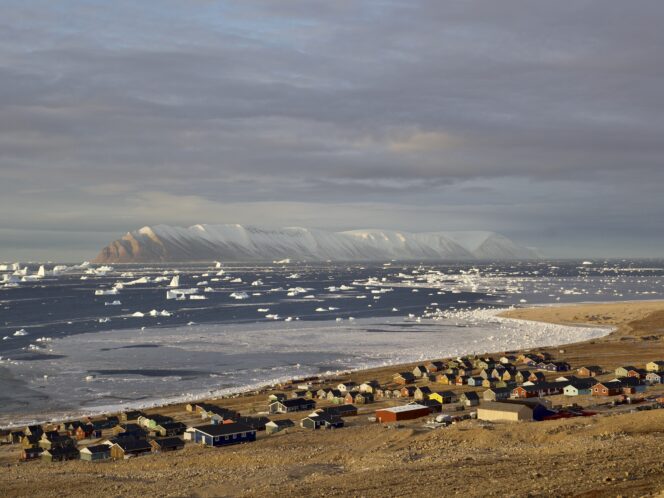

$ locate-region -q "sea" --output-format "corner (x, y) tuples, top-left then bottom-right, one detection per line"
(1, 259), (663, 426)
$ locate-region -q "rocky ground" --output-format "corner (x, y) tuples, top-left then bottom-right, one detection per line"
(3, 300), (664, 498)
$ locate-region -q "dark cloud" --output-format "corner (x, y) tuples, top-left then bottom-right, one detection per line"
(1, 0), (663, 259)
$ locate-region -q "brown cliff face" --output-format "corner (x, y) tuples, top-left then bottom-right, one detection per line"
(92, 232), (167, 263)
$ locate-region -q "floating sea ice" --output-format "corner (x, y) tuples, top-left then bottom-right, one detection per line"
(252, 292), (262, 296)
(392, 307), (399, 312)
(197, 281), (208, 286)
(105, 300), (122, 306)
(336, 317), (343, 322)
(131, 311), (145, 317)
(168, 275), (180, 287)
(356, 295), (367, 299)
(148, 310), (160, 317)
(315, 307), (327, 312)
(286, 273), (300, 279)
(160, 310), (171, 317)
(348, 317), (355, 321)
(284, 317), (293, 322)
(187, 321), (196, 325)
(98, 318), (110, 323)
(190, 295), (207, 300)
(230, 278), (243, 283)
(204, 287), (214, 292)
(14, 329), (28, 336)
(265, 314), (279, 320)
(257, 308), (270, 312)
(412, 289), (419, 293)
(519, 299), (528, 303)
(230, 292), (250, 300)
(251, 280), (263, 286)
(2, 337), (9, 341)
(95, 288), (119, 296)
(304, 295), (315, 299)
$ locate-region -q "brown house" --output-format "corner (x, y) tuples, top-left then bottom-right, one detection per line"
(578, 366), (602, 377)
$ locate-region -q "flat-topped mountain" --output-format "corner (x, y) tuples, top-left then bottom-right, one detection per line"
(93, 224), (539, 263)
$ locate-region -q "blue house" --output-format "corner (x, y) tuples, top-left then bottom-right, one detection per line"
(193, 423), (256, 447)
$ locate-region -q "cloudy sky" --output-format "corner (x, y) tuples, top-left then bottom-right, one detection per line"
(1, 1), (663, 261)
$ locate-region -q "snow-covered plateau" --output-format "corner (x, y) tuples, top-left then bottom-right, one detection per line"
(93, 224), (539, 263)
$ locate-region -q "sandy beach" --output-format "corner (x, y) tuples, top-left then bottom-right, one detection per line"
(3, 299), (664, 498)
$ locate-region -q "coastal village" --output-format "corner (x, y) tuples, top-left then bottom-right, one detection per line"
(3, 349), (664, 465)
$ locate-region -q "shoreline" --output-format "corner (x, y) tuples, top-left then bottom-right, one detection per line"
(0, 301), (631, 429)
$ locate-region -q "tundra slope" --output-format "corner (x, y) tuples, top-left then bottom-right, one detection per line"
(94, 224), (539, 263)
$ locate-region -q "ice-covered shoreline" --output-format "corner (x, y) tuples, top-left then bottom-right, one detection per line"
(0, 307), (612, 428)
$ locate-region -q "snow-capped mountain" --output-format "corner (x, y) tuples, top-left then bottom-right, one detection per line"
(93, 224), (539, 263)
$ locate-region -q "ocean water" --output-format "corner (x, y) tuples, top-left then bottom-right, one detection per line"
(1, 260), (662, 426)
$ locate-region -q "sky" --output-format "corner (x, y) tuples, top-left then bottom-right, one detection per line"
(1, 0), (663, 261)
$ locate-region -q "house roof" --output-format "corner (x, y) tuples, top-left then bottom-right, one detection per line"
(267, 419), (294, 428)
(277, 398), (315, 407)
(151, 437), (184, 448)
(114, 438), (152, 452)
(83, 444), (111, 454)
(193, 423), (255, 437)
(377, 404), (429, 414)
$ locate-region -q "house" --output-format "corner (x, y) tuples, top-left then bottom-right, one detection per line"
(515, 371), (531, 384)
(193, 423), (256, 447)
(326, 390), (344, 403)
(563, 379), (596, 396)
(419, 399), (442, 413)
(39, 432), (74, 450)
(24, 425), (44, 438)
(234, 416), (271, 431)
(425, 361), (445, 373)
(412, 365), (428, 378)
(617, 377), (647, 394)
(355, 393), (374, 404)
(74, 425), (94, 440)
(336, 382), (358, 393)
(150, 437), (185, 452)
(318, 404), (359, 418)
(500, 355), (517, 365)
(467, 377), (485, 387)
(481, 378), (496, 389)
(455, 376), (468, 386)
(483, 387), (512, 402)
(120, 410), (145, 423)
(528, 372), (546, 383)
(300, 414), (344, 430)
(578, 366), (602, 377)
(268, 393), (287, 403)
(512, 382), (564, 398)
(428, 391), (457, 405)
(615, 366), (637, 378)
(491, 367), (507, 380)
(592, 381), (623, 396)
(646, 361), (664, 373)
(626, 368), (648, 379)
(646, 371), (664, 384)
(393, 372), (416, 385)
(154, 421), (188, 437)
(40, 445), (80, 462)
(316, 388), (332, 399)
(265, 419), (295, 435)
(19, 446), (43, 461)
(459, 392), (480, 406)
(110, 439), (153, 459)
(269, 398), (316, 414)
(414, 386), (432, 401)
(9, 430), (24, 444)
(359, 380), (380, 393)
(400, 386), (417, 398)
(477, 402), (534, 422)
(80, 444), (111, 462)
(436, 373), (457, 385)
(138, 414), (174, 430)
(375, 404), (431, 423)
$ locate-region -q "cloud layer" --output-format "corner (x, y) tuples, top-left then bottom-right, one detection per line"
(1, 1), (663, 260)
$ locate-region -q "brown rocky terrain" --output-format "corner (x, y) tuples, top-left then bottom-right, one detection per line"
(3, 300), (664, 498)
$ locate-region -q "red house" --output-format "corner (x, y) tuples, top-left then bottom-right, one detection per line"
(375, 404), (431, 423)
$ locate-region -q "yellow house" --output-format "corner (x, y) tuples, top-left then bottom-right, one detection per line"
(428, 391), (456, 404)
(646, 361), (664, 372)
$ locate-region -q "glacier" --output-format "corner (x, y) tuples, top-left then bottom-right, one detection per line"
(93, 224), (539, 263)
